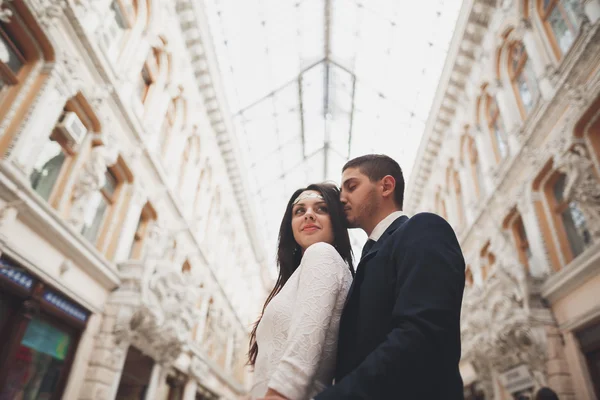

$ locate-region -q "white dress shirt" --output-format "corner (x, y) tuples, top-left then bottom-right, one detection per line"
(369, 211), (405, 241)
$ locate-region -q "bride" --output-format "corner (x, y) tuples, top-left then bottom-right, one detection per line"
(248, 183), (354, 400)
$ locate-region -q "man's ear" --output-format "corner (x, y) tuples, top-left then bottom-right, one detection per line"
(381, 175), (396, 198)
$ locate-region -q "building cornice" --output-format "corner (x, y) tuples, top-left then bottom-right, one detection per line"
(173, 0), (271, 288)
(406, 0), (495, 214)
(0, 162), (121, 294)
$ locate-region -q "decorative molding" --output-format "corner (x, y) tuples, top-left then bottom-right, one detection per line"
(553, 143), (600, 241)
(0, 0), (12, 22)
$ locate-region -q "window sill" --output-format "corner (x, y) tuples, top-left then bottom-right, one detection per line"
(541, 240), (600, 304)
(0, 160), (121, 294)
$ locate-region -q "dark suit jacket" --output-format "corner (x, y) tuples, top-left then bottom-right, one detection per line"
(315, 212), (465, 399)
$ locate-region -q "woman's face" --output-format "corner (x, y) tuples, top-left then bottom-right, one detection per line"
(291, 190), (335, 252)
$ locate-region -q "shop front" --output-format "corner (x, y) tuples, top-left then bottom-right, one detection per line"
(0, 254), (89, 400)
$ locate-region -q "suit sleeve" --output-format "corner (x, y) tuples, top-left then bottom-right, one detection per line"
(268, 242), (347, 399)
(315, 213), (465, 399)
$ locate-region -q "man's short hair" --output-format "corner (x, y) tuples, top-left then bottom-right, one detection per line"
(343, 154), (404, 209)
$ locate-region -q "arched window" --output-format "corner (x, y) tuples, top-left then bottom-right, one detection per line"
(178, 135), (200, 199)
(465, 265), (474, 287)
(100, 0), (137, 58)
(508, 41), (540, 117)
(504, 210), (533, 272)
(460, 132), (486, 199)
(538, 0), (584, 59)
(485, 93), (509, 161)
(446, 160), (466, 227)
(546, 172), (592, 259)
(137, 47), (160, 105)
(480, 242), (496, 282)
(435, 189), (448, 220)
(0, 3), (53, 155)
(29, 94), (99, 207)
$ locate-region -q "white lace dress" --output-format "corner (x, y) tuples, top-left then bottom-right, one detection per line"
(250, 242), (353, 400)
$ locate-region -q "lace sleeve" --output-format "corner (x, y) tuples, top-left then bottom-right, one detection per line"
(267, 242), (347, 399)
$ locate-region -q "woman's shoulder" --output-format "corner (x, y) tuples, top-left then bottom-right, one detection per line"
(301, 242), (349, 274)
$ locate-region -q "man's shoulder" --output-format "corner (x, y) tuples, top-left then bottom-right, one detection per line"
(390, 212), (455, 242)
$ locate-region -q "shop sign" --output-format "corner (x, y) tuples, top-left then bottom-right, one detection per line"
(0, 257), (34, 290)
(43, 289), (89, 322)
(20, 318), (72, 360)
(499, 364), (535, 394)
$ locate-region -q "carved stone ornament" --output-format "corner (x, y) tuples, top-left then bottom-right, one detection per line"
(36, 0), (68, 28)
(0, 200), (24, 230)
(53, 52), (84, 99)
(461, 238), (548, 397)
(123, 268), (201, 364)
(68, 145), (113, 230)
(0, 0), (12, 22)
(190, 356), (209, 381)
(554, 143), (600, 241)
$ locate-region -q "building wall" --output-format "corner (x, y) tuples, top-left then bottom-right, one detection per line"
(406, 0), (600, 399)
(0, 0), (265, 398)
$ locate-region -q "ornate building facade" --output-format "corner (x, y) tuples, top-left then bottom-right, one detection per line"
(0, 0), (268, 399)
(406, 0), (600, 399)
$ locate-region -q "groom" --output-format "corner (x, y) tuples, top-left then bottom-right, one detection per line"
(316, 154), (466, 399)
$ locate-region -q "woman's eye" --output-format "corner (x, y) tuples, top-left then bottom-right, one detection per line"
(294, 208), (304, 215)
(317, 206), (328, 213)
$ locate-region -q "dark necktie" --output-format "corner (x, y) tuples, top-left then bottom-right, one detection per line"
(361, 239), (376, 259)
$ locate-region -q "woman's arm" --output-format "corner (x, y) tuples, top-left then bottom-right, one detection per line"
(265, 242), (347, 400)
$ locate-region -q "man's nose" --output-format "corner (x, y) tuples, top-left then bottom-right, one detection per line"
(340, 193), (347, 205)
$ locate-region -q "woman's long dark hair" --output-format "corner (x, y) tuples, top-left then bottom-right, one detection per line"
(247, 182), (354, 366)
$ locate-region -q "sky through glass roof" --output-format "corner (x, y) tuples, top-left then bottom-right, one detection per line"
(203, 0), (463, 270)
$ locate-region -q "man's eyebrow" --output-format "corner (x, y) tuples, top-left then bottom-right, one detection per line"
(342, 178), (357, 186)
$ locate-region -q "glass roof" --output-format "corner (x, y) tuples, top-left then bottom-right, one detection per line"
(204, 0), (463, 269)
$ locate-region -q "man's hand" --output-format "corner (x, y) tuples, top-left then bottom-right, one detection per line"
(257, 388), (288, 400)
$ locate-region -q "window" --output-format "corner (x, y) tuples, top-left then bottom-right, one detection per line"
(127, 202), (156, 260)
(508, 41), (540, 116)
(480, 242), (496, 281)
(81, 170), (119, 243)
(508, 214), (533, 271)
(539, 0), (584, 58)
(435, 190), (448, 220)
(486, 94), (509, 161)
(182, 260), (191, 273)
(159, 99), (177, 155)
(465, 266), (473, 287)
(137, 64), (153, 103)
(549, 173), (592, 258)
(0, 24), (26, 95)
(30, 134), (68, 201)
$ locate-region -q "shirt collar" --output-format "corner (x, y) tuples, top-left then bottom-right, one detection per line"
(369, 211), (405, 241)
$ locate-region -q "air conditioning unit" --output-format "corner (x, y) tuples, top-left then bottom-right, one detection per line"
(56, 111), (87, 146)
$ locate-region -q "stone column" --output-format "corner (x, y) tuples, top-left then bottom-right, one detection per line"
(144, 363), (163, 400)
(490, 80), (521, 136)
(182, 378), (198, 400)
(519, 20), (556, 100)
(517, 189), (553, 278)
(472, 126), (495, 195)
(80, 308), (130, 400)
(584, 0), (600, 23)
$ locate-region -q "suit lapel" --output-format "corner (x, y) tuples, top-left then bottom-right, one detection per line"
(342, 215), (409, 309)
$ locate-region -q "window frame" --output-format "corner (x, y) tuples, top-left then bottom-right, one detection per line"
(507, 41), (539, 118)
(485, 93), (508, 163)
(128, 201), (157, 260)
(538, 0), (581, 60)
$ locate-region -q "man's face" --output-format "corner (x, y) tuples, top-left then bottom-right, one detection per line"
(340, 167), (381, 229)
